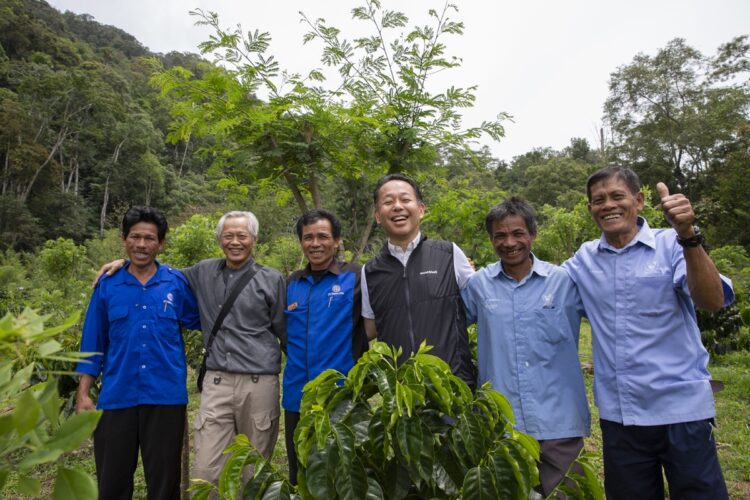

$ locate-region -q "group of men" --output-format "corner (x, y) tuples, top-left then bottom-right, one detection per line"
(77, 166), (733, 499)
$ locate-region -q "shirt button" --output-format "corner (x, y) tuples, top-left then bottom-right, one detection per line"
(142, 325), (147, 329)
(142, 287), (146, 291)
(135, 304), (139, 307)
(142, 343), (146, 348)
(142, 305), (147, 310)
(140, 364), (146, 369)
(525, 362), (530, 367)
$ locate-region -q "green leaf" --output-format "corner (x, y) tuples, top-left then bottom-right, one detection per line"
(461, 465), (498, 499)
(37, 339), (63, 357)
(259, 479), (294, 499)
(334, 455), (368, 500)
(218, 444), (252, 498)
(396, 416), (423, 465)
(304, 446), (335, 499)
(0, 468), (8, 491)
(44, 410), (101, 453)
(52, 467), (98, 500)
(13, 389), (41, 436)
(188, 478), (215, 500)
(490, 447), (524, 500)
(17, 475), (41, 496)
(332, 421), (356, 466)
(18, 448), (63, 470)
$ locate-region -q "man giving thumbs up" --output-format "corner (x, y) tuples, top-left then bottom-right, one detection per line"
(563, 166), (734, 500)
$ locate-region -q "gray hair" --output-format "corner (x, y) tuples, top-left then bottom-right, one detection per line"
(216, 211), (259, 240)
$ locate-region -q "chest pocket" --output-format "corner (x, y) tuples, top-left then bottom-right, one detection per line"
(534, 308), (568, 344)
(634, 274), (675, 316)
(107, 306), (130, 339)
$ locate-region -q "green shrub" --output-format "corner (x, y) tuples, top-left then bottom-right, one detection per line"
(192, 342), (603, 499)
(0, 309), (101, 497)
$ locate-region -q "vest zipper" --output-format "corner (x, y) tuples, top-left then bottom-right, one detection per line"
(402, 262), (416, 354)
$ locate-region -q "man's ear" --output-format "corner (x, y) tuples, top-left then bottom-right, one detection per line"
(635, 191), (645, 211)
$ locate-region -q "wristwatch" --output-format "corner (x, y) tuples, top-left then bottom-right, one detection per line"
(676, 225), (705, 248)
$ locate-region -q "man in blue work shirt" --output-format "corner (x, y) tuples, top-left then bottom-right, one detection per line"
(462, 197), (590, 497)
(283, 209), (368, 485)
(76, 206), (201, 500)
(564, 166), (734, 499)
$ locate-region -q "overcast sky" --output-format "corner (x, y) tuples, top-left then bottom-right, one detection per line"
(46, 0), (750, 162)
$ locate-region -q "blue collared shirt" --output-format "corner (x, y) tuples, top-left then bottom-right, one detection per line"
(462, 256), (590, 440)
(76, 262), (201, 410)
(563, 218), (734, 426)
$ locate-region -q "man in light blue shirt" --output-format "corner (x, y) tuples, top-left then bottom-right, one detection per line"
(462, 197), (590, 497)
(564, 166), (733, 499)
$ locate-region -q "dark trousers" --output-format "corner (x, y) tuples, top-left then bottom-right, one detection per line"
(538, 437), (584, 497)
(600, 418), (728, 500)
(284, 410), (301, 486)
(93, 404), (186, 500)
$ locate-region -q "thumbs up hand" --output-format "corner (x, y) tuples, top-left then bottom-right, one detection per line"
(656, 182), (695, 238)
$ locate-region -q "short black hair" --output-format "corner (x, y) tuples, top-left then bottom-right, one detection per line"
(586, 165), (641, 201)
(372, 174), (424, 205)
(122, 206), (168, 241)
(295, 209), (342, 240)
(485, 197), (538, 236)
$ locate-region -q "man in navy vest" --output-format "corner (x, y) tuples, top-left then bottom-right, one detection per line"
(362, 174), (475, 388)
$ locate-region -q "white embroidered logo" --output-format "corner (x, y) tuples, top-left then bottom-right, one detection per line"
(163, 293), (175, 312)
(542, 293), (555, 309)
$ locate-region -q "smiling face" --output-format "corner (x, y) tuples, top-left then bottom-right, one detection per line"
(300, 218), (340, 271)
(123, 222), (163, 271)
(219, 217), (255, 269)
(588, 175), (644, 248)
(374, 180), (425, 248)
(490, 215), (535, 280)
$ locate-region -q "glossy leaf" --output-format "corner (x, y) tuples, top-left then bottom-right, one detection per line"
(52, 467), (98, 500)
(462, 465), (498, 500)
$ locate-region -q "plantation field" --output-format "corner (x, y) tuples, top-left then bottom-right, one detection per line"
(5, 325), (749, 498)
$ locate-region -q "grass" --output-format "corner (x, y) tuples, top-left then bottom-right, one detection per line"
(5, 331), (749, 498)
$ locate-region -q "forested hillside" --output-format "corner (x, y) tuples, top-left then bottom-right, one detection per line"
(2, 0), (749, 258)
(1, 0), (218, 251)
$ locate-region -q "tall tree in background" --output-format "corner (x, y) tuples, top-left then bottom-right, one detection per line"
(604, 36), (750, 199)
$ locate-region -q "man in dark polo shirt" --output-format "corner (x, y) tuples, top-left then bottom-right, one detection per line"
(283, 208), (368, 485)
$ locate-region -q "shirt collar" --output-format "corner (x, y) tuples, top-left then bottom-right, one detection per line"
(597, 216), (656, 252)
(298, 259), (343, 279)
(215, 256), (256, 276)
(491, 253), (549, 281)
(387, 231), (422, 256)
(115, 260), (166, 286)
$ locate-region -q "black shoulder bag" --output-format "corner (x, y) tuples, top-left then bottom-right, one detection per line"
(196, 263), (259, 392)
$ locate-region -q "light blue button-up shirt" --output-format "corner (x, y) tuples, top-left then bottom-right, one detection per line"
(462, 256), (590, 440)
(563, 218), (734, 426)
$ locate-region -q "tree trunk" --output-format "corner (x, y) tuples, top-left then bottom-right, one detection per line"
(352, 207), (376, 263)
(20, 126), (68, 203)
(309, 171), (321, 209)
(283, 170), (309, 213)
(100, 174), (110, 237)
(179, 136), (190, 176)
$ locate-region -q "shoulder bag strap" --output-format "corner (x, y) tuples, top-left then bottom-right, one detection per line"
(200, 262), (259, 366)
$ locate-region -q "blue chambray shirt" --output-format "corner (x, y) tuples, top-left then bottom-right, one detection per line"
(76, 262), (201, 410)
(563, 218), (734, 426)
(462, 256), (590, 440)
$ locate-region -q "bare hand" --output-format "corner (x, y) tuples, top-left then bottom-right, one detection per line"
(76, 394), (96, 413)
(91, 259), (126, 288)
(656, 182), (695, 238)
